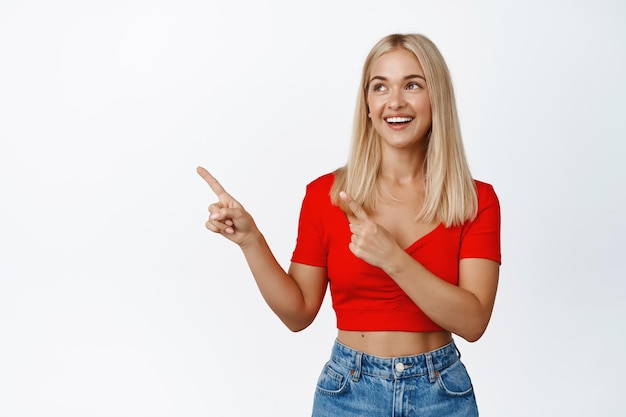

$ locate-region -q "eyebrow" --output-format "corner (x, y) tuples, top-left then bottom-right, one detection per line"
(369, 74), (426, 83)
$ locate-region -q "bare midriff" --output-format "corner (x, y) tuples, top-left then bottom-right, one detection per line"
(337, 330), (453, 357)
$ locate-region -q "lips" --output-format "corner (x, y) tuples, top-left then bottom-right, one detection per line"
(385, 116), (413, 125)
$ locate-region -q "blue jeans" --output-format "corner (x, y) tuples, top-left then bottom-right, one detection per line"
(312, 339), (478, 417)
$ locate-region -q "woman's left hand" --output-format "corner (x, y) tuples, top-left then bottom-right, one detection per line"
(340, 191), (402, 270)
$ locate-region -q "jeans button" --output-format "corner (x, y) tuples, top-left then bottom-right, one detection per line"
(395, 362), (405, 372)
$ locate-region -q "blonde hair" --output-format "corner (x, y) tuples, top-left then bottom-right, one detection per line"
(330, 33), (477, 227)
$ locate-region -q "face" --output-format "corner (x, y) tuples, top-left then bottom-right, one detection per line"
(367, 48), (432, 152)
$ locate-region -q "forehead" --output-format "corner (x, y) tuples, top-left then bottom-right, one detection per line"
(369, 48), (424, 78)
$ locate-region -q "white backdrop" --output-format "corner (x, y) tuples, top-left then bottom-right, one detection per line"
(1, 0), (625, 416)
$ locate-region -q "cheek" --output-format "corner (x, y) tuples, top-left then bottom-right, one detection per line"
(414, 96), (431, 112)
(424, 105), (432, 120)
(367, 96), (383, 113)
(424, 97), (433, 114)
(415, 101), (432, 123)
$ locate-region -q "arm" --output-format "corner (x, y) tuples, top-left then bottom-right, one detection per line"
(340, 191), (499, 342)
(383, 253), (499, 342)
(239, 231), (328, 332)
(197, 166), (328, 332)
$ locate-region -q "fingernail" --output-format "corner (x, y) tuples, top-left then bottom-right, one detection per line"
(210, 213), (219, 220)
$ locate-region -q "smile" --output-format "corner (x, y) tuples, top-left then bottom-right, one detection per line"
(385, 117), (413, 124)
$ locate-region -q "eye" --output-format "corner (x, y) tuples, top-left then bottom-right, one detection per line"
(371, 83), (387, 93)
(406, 82), (421, 90)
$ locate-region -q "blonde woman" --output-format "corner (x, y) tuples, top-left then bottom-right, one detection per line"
(198, 33), (500, 416)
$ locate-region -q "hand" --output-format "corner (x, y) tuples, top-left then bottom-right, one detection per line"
(197, 166), (257, 246)
(340, 191), (402, 270)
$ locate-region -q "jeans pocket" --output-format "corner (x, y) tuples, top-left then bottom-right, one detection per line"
(436, 360), (474, 397)
(315, 360), (351, 396)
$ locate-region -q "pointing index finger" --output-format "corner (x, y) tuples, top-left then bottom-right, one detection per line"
(340, 191), (369, 221)
(196, 166), (229, 197)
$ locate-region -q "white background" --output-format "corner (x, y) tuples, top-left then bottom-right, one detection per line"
(1, 0), (625, 416)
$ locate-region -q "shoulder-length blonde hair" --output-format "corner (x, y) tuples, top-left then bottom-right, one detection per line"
(330, 33), (477, 227)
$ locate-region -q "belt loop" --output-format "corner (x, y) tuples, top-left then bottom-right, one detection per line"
(425, 352), (437, 383)
(352, 351), (363, 382)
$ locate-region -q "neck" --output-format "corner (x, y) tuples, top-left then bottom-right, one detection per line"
(380, 153), (426, 185)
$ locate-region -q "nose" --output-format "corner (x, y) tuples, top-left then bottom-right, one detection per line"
(387, 88), (406, 110)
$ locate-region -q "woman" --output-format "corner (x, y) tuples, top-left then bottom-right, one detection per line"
(197, 33), (500, 416)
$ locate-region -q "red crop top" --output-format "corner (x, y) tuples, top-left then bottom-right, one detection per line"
(291, 173), (501, 332)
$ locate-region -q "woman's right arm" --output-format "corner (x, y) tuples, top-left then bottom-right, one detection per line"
(240, 231), (328, 331)
(197, 166), (328, 332)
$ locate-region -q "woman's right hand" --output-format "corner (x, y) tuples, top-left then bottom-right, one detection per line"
(197, 167), (329, 332)
(197, 166), (258, 247)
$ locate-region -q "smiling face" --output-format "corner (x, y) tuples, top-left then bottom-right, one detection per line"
(367, 48), (432, 152)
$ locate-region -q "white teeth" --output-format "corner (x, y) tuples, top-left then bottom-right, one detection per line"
(386, 117), (413, 123)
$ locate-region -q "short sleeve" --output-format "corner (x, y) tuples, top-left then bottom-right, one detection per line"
(459, 181), (501, 264)
(290, 176), (331, 267)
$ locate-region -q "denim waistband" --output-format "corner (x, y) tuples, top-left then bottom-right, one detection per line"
(330, 338), (460, 380)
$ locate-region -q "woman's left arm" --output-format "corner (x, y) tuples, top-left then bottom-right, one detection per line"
(341, 191), (500, 342)
(385, 254), (499, 342)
